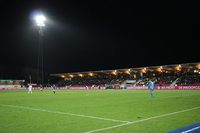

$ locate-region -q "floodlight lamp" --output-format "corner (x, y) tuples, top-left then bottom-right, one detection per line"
(34, 15), (46, 27)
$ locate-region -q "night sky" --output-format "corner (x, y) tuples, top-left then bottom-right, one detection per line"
(0, 0), (199, 80)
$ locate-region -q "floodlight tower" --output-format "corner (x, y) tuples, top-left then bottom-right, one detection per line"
(34, 14), (46, 87)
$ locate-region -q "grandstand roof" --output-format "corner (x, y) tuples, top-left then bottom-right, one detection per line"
(50, 62), (200, 79)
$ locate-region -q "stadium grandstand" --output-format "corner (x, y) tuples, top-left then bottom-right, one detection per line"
(0, 79), (25, 89)
(51, 62), (200, 90)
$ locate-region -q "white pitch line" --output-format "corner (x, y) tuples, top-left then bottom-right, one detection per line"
(0, 104), (130, 123)
(161, 94), (200, 99)
(182, 126), (200, 133)
(84, 106), (200, 133)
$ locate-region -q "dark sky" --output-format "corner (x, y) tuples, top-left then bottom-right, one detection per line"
(0, 0), (199, 79)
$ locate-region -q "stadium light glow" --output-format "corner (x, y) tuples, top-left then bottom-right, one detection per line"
(175, 65), (181, 71)
(89, 73), (94, 76)
(61, 75), (65, 78)
(69, 75), (74, 78)
(157, 66), (163, 73)
(125, 69), (131, 74)
(196, 64), (200, 69)
(79, 74), (83, 77)
(141, 68), (147, 73)
(112, 70), (117, 75)
(34, 14), (46, 27)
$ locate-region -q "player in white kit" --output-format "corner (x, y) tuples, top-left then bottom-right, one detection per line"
(28, 84), (32, 94)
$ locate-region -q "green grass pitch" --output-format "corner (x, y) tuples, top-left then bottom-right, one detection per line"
(0, 89), (200, 133)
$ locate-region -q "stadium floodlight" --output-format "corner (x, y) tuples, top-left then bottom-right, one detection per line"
(32, 12), (47, 87)
(34, 14), (46, 27)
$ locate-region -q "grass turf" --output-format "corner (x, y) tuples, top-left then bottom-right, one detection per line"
(0, 89), (200, 133)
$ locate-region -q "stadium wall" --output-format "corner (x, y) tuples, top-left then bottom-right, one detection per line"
(127, 86), (200, 90)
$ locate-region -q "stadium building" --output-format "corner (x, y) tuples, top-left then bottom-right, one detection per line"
(0, 79), (25, 89)
(51, 62), (200, 90)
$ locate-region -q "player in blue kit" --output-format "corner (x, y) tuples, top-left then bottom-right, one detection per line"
(148, 80), (155, 97)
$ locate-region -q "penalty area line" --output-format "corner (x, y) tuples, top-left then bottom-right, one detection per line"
(84, 106), (200, 133)
(0, 104), (130, 123)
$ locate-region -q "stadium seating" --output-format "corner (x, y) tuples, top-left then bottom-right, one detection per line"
(57, 72), (200, 87)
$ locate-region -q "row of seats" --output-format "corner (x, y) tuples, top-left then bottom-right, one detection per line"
(57, 73), (200, 86)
